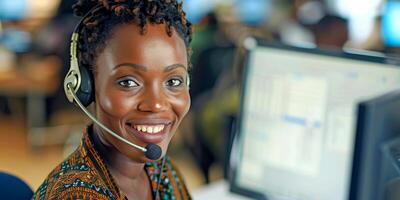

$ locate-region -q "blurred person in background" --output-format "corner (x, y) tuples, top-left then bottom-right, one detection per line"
(185, 1), (275, 183)
(188, 12), (233, 100)
(33, 0), (193, 199)
(276, 0), (349, 50)
(277, 0), (318, 47)
(183, 10), (236, 183)
(312, 14), (349, 49)
(182, 5), (238, 179)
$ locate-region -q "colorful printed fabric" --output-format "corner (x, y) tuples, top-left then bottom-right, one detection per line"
(33, 126), (191, 200)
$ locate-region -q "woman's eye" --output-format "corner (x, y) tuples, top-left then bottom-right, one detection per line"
(118, 79), (139, 88)
(166, 78), (183, 87)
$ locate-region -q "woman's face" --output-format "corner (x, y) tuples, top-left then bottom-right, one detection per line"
(94, 23), (190, 162)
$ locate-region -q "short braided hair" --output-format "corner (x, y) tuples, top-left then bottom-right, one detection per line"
(72, 0), (193, 70)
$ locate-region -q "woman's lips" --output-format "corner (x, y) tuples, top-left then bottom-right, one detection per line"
(125, 122), (171, 144)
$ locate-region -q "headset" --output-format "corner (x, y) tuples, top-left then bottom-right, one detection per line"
(63, 8), (162, 161)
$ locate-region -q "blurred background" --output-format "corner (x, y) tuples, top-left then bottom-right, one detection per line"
(0, 0), (400, 195)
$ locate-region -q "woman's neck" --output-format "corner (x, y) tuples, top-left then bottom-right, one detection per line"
(91, 125), (145, 179)
(91, 125), (153, 199)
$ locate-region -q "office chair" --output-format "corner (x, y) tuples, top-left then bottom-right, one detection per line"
(0, 172), (33, 200)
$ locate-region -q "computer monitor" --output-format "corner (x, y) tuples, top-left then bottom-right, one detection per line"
(351, 90), (400, 200)
(230, 39), (400, 200)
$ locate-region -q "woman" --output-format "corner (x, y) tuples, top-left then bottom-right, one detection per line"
(33, 0), (193, 199)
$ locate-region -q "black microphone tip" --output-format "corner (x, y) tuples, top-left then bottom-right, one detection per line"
(145, 144), (162, 160)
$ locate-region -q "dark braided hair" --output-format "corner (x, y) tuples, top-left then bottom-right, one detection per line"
(72, 0), (193, 70)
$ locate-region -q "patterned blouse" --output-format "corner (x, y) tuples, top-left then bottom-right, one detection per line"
(33, 126), (191, 200)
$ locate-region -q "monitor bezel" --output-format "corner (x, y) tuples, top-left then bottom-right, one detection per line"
(350, 89), (400, 200)
(229, 38), (400, 200)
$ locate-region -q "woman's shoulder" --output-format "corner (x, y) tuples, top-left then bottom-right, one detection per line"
(32, 147), (117, 200)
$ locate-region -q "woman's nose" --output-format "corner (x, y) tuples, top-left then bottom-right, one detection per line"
(137, 87), (168, 113)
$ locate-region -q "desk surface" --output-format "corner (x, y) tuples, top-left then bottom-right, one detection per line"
(192, 180), (252, 200)
(0, 69), (59, 95)
(0, 56), (61, 95)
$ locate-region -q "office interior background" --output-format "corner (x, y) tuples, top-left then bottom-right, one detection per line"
(1, 0), (400, 199)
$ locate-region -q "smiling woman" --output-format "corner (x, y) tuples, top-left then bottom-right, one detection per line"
(32, 0), (193, 199)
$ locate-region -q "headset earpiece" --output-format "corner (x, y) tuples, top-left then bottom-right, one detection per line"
(64, 32), (94, 107)
(75, 65), (94, 107)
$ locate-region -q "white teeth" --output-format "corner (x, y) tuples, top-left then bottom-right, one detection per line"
(132, 124), (165, 134)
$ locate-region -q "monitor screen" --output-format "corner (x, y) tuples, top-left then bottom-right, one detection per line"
(231, 42), (400, 200)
